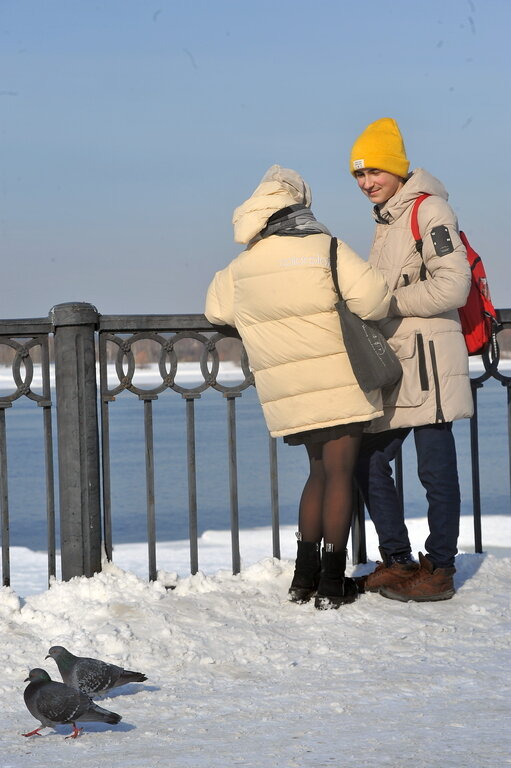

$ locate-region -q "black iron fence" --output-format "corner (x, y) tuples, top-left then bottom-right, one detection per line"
(0, 302), (510, 588)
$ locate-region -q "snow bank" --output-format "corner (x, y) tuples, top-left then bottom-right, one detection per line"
(1, 516), (510, 767)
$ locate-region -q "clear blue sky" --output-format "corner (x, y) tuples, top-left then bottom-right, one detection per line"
(2, 0), (510, 318)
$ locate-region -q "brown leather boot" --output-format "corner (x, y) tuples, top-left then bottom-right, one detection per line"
(380, 552), (455, 602)
(358, 549), (419, 593)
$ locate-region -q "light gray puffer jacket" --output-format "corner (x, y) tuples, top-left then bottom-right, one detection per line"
(367, 168), (474, 431)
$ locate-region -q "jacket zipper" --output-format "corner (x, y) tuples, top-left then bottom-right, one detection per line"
(428, 340), (445, 422)
(416, 333), (429, 391)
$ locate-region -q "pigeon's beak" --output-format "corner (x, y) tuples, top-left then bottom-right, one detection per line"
(24, 676), (29, 682)
(44, 654), (50, 660)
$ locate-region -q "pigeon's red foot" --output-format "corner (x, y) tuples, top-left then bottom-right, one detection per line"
(65, 726), (84, 739)
(22, 728), (43, 737)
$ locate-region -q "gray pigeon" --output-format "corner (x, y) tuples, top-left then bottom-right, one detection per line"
(23, 668), (122, 739)
(46, 645), (147, 696)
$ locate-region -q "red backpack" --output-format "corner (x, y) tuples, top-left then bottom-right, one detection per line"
(410, 194), (499, 356)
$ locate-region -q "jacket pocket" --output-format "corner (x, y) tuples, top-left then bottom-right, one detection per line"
(384, 332), (430, 408)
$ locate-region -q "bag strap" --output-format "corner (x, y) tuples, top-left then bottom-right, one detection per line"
(410, 193), (430, 245)
(329, 237), (342, 299)
(410, 193), (431, 281)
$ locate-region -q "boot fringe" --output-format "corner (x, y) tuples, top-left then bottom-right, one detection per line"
(289, 586), (317, 604)
(314, 578), (358, 610)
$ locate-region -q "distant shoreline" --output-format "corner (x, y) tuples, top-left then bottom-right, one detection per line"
(0, 358), (509, 390)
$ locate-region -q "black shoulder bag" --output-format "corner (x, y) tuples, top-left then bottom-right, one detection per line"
(329, 237), (402, 393)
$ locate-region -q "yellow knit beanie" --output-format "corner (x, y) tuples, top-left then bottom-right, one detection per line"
(350, 118), (409, 177)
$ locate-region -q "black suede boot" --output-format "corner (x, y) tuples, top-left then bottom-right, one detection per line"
(288, 537), (321, 604)
(314, 546), (358, 610)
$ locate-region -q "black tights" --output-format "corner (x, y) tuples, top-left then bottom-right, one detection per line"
(298, 434), (362, 552)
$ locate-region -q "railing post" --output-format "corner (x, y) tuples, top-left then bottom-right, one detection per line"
(51, 302), (102, 580)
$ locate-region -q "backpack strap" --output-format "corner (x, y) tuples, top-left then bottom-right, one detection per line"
(410, 193), (431, 281)
(329, 237), (342, 299)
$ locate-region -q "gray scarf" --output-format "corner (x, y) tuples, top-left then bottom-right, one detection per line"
(257, 204), (331, 240)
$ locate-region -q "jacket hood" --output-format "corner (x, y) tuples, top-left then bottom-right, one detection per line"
(232, 165), (312, 244)
(375, 168), (448, 224)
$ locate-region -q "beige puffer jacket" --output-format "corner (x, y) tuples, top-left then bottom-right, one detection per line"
(205, 170), (393, 438)
(366, 168), (474, 432)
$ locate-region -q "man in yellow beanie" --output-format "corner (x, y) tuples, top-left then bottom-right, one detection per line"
(349, 117), (473, 602)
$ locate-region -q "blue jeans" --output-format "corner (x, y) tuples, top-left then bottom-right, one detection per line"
(355, 424), (460, 568)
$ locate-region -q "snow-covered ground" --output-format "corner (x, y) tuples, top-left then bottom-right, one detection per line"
(1, 515), (510, 768)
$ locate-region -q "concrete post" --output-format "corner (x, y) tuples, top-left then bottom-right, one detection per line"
(51, 302), (102, 580)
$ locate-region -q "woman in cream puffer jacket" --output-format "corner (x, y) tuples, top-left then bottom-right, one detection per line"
(205, 167), (392, 438)
(205, 165), (392, 609)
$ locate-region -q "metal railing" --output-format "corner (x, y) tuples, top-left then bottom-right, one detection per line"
(0, 302), (509, 587)
(0, 324), (55, 586)
(98, 313), (260, 581)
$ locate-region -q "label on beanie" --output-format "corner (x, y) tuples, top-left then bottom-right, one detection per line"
(353, 159), (365, 170)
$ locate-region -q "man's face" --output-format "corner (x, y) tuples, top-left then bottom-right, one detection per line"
(354, 168), (405, 205)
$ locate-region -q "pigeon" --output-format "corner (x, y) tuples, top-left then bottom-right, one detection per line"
(22, 668), (122, 739)
(46, 645), (147, 696)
